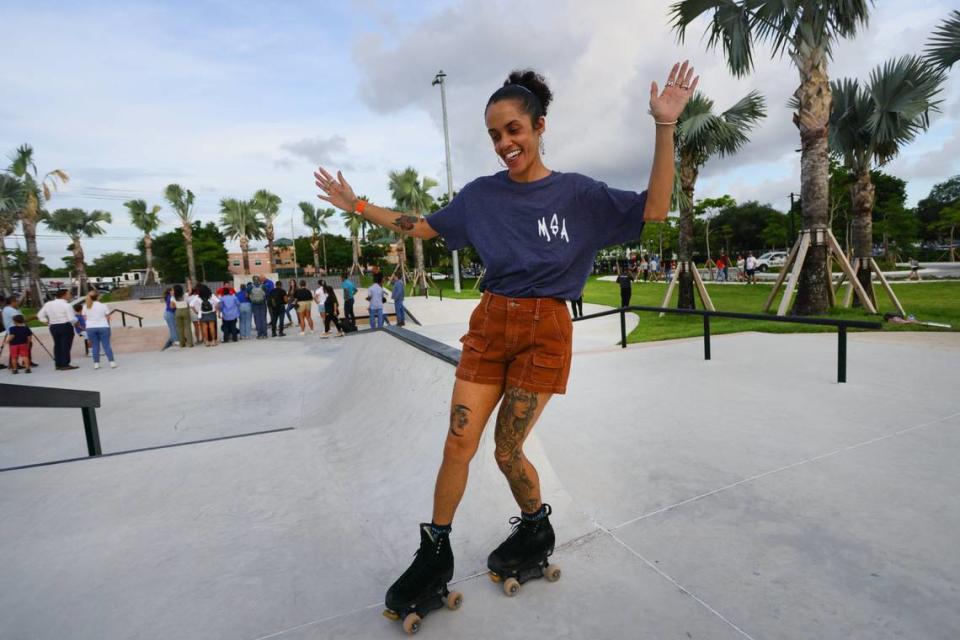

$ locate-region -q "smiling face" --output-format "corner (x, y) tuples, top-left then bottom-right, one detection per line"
(485, 99), (547, 181)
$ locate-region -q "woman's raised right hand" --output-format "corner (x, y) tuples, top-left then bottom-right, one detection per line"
(314, 167), (358, 212)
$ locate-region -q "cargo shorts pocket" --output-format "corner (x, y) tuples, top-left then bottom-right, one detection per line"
(529, 352), (564, 386)
(458, 333), (490, 376)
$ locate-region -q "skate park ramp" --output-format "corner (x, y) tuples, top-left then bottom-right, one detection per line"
(1, 299), (960, 639)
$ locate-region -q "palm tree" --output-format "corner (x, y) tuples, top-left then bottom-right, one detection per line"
(389, 168), (437, 294)
(124, 199), (163, 285)
(164, 184), (197, 284)
(219, 198), (263, 275)
(7, 144), (69, 305)
(926, 9), (960, 70)
(341, 206), (365, 278)
(45, 208), (112, 294)
(0, 174), (25, 295)
(671, 1), (872, 315)
(674, 91), (766, 308)
(829, 56), (944, 305)
(300, 202), (335, 274)
(252, 189), (282, 272)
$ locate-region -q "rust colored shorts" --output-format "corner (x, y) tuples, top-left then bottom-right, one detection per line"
(456, 291), (573, 395)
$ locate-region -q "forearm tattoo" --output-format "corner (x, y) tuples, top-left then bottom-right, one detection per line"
(393, 215), (418, 232)
(494, 387), (540, 512)
(449, 404), (471, 438)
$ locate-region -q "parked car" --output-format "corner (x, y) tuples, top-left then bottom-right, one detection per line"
(430, 272), (449, 280)
(756, 251), (788, 272)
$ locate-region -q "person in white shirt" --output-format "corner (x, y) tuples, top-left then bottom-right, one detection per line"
(83, 290), (116, 369)
(37, 289), (78, 370)
(187, 288), (202, 344)
(745, 252), (758, 284)
(314, 280), (328, 333)
(191, 285), (221, 346)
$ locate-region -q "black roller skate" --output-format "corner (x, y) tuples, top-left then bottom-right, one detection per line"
(487, 504), (561, 596)
(383, 524), (463, 635)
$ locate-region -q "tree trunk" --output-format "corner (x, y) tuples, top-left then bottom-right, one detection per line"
(850, 170), (876, 308)
(310, 234), (320, 273)
(677, 155), (698, 310)
(351, 233), (361, 276)
(240, 236), (250, 274)
(143, 234), (155, 285)
(951, 225), (956, 262)
(792, 45), (832, 316)
(266, 224), (275, 273)
(23, 215), (43, 306)
(0, 232), (11, 295)
(183, 222), (197, 284)
(73, 238), (87, 294)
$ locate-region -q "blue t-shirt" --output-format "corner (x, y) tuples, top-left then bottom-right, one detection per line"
(391, 280), (404, 301)
(220, 294), (240, 321)
(342, 279), (356, 300)
(427, 171), (646, 300)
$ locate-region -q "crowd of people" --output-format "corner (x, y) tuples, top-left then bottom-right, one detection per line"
(1, 289), (117, 373)
(157, 271), (408, 348)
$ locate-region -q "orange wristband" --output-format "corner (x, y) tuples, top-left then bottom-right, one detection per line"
(354, 199), (367, 215)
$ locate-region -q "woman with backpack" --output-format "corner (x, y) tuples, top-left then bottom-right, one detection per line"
(191, 284), (220, 347)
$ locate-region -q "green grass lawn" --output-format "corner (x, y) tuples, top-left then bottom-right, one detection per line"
(423, 276), (959, 343)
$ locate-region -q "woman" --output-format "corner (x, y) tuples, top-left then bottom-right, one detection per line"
(161, 287), (179, 350)
(219, 286), (240, 342)
(172, 284), (193, 348)
(187, 286), (202, 343)
(237, 283), (253, 339)
(315, 63), (695, 617)
(294, 279), (315, 335)
(285, 278), (299, 330)
(83, 290), (116, 369)
(321, 284), (343, 337)
(192, 284), (220, 346)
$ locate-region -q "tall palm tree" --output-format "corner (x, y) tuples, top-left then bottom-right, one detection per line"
(389, 168), (437, 293)
(252, 189), (282, 272)
(124, 199), (162, 285)
(300, 202), (335, 274)
(829, 55), (944, 304)
(672, 1), (872, 315)
(164, 184), (197, 284)
(674, 91), (766, 308)
(340, 206), (365, 278)
(7, 144), (69, 305)
(0, 174), (25, 295)
(926, 9), (960, 70)
(45, 208), (112, 294)
(219, 198), (264, 275)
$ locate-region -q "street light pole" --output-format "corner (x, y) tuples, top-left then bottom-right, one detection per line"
(433, 69), (461, 293)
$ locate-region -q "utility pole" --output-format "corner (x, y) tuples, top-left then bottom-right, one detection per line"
(433, 69), (461, 292)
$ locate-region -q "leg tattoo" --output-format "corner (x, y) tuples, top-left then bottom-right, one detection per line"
(449, 404), (471, 438)
(494, 387), (541, 512)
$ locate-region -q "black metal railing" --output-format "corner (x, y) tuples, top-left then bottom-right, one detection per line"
(0, 383), (102, 457)
(108, 309), (143, 328)
(573, 305), (881, 383)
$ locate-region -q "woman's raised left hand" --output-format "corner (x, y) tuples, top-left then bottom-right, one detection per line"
(649, 60), (699, 123)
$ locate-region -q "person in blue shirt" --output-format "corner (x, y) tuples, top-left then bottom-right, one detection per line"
(219, 288), (240, 342)
(235, 283), (253, 339)
(341, 273), (357, 324)
(389, 273), (406, 327)
(315, 62), (696, 617)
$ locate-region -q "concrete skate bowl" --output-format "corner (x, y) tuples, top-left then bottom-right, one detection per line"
(297, 330), (594, 587)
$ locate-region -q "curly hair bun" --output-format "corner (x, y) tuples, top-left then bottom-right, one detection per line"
(505, 69), (553, 117)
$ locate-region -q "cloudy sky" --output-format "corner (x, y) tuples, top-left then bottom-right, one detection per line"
(2, 0), (958, 263)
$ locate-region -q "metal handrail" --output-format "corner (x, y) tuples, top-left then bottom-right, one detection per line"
(573, 305), (881, 383)
(0, 383), (102, 457)
(108, 308), (143, 328)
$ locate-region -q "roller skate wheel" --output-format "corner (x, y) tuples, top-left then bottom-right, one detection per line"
(545, 565), (562, 582)
(402, 612), (422, 635)
(446, 591), (463, 610)
(503, 577), (520, 597)
(489, 572), (502, 583)
(382, 609), (400, 621)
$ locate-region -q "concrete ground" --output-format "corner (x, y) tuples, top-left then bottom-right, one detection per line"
(1, 296), (958, 639)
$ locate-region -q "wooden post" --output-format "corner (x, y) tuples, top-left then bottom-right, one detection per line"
(776, 231), (811, 316)
(870, 258), (906, 316)
(825, 231), (877, 314)
(763, 233), (803, 313)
